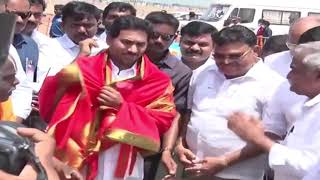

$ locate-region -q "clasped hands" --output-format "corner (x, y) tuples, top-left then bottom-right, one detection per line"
(175, 144), (228, 178)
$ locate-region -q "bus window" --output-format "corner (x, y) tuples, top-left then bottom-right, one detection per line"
(262, 10), (301, 25)
(238, 8), (256, 23)
(200, 4), (231, 22)
(308, 12), (320, 17)
(230, 8), (239, 17)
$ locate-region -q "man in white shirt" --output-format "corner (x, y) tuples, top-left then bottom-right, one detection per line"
(176, 25), (284, 180)
(99, 2), (136, 42)
(39, 16), (176, 180)
(228, 42), (320, 180)
(262, 18), (320, 141)
(264, 16), (320, 77)
(49, 1), (108, 75)
(178, 21), (218, 111)
(21, 0), (52, 92)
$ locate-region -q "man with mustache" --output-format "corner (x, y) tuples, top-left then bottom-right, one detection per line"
(176, 25), (285, 180)
(39, 16), (176, 180)
(180, 21), (217, 71)
(49, 1), (108, 76)
(144, 11), (192, 179)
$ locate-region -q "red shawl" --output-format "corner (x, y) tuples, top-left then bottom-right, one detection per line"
(39, 50), (176, 179)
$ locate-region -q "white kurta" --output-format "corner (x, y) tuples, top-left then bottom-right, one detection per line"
(96, 60), (144, 180)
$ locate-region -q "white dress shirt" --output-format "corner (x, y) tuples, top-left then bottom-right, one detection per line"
(264, 51), (292, 77)
(9, 45), (32, 119)
(186, 60), (285, 180)
(262, 81), (307, 137)
(98, 31), (107, 42)
(187, 58), (215, 109)
(49, 34), (108, 76)
(269, 93), (320, 180)
(303, 162), (320, 180)
(97, 60), (144, 180)
(31, 30), (54, 92)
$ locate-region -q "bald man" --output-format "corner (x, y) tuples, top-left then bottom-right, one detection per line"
(229, 42), (320, 180)
(264, 16), (320, 77)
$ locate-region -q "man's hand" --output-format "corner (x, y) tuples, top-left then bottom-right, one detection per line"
(161, 150), (177, 179)
(78, 38), (99, 57)
(17, 128), (55, 161)
(227, 112), (274, 151)
(227, 112), (264, 144)
(184, 156), (228, 177)
(53, 158), (84, 180)
(175, 144), (196, 167)
(97, 86), (123, 110)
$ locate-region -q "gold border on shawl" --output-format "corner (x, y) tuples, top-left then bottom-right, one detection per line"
(104, 128), (160, 153)
(48, 64), (86, 135)
(145, 83), (176, 112)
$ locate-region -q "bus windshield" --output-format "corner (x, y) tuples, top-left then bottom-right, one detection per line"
(200, 4), (231, 22)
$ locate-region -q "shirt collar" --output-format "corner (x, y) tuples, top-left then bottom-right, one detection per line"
(13, 34), (26, 47)
(304, 93), (320, 107)
(59, 34), (78, 49)
(59, 34), (101, 50)
(110, 59), (137, 75)
(242, 59), (265, 80)
(155, 51), (177, 69)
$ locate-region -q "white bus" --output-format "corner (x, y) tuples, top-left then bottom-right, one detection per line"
(182, 0), (320, 35)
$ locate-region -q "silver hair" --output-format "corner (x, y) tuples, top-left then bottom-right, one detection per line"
(293, 42), (320, 71)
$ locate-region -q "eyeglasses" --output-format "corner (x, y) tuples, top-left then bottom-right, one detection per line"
(213, 48), (252, 63)
(151, 32), (176, 41)
(286, 42), (297, 50)
(6, 10), (31, 20)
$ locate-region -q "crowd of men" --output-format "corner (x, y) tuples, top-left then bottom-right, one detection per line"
(1, 0), (320, 180)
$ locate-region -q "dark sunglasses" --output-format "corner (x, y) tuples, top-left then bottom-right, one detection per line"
(151, 32), (176, 41)
(6, 10), (31, 20)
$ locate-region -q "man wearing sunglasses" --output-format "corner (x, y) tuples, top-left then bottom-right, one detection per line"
(176, 25), (285, 180)
(144, 11), (192, 180)
(21, 0), (50, 93)
(4, 0), (38, 123)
